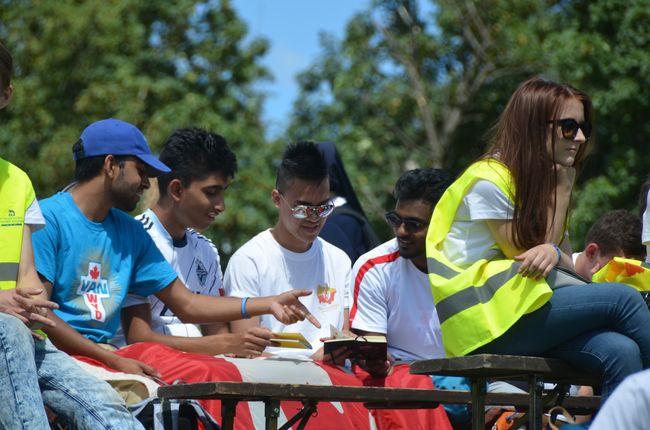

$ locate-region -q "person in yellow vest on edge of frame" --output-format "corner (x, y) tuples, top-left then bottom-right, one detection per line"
(0, 41), (145, 429)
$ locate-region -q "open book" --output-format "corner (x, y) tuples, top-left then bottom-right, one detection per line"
(323, 325), (387, 363)
(270, 332), (313, 349)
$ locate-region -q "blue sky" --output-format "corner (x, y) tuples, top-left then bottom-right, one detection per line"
(231, 0), (370, 137)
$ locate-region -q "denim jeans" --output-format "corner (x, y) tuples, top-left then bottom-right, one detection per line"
(0, 313), (144, 429)
(474, 282), (650, 400)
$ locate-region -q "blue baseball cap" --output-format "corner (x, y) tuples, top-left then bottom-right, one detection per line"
(74, 118), (171, 175)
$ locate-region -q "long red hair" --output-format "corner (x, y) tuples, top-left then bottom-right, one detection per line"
(485, 77), (593, 250)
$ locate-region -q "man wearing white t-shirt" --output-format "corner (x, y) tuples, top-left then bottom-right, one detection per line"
(350, 168), (452, 375)
(119, 128), (275, 357)
(225, 141), (351, 359)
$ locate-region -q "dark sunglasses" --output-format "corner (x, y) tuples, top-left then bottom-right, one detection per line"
(548, 118), (592, 141)
(384, 211), (427, 233)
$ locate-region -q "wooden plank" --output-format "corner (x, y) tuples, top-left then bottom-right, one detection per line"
(158, 382), (440, 404)
(410, 354), (600, 386)
(157, 381), (601, 413)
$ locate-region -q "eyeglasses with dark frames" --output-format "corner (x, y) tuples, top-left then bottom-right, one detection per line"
(279, 193), (334, 219)
(548, 118), (592, 141)
(384, 211), (427, 233)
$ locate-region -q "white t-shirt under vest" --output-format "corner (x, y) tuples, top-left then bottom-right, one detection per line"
(26, 199), (45, 230)
(442, 180), (513, 267)
(223, 229), (351, 358)
(349, 238), (445, 361)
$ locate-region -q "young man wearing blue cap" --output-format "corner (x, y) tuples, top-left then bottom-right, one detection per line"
(32, 118), (320, 376)
(0, 43), (145, 430)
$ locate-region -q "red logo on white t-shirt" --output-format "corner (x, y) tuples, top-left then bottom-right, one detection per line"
(316, 284), (336, 305)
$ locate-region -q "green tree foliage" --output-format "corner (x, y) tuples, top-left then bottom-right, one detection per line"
(0, 0), (279, 261)
(289, 0), (650, 248)
(542, 0), (650, 243)
(288, 0), (555, 239)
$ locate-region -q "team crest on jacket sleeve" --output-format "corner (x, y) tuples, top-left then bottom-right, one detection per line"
(77, 262), (110, 322)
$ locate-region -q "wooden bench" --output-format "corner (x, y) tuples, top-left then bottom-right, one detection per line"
(157, 381), (444, 430)
(157, 377), (600, 430)
(411, 354), (602, 430)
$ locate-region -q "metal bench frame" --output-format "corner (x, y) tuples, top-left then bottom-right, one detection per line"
(158, 369), (600, 430)
(158, 381), (445, 430)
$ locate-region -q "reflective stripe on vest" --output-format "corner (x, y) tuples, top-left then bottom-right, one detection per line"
(426, 159), (553, 357)
(426, 257), (460, 280)
(0, 263), (19, 282)
(436, 262), (522, 324)
(592, 257), (650, 291)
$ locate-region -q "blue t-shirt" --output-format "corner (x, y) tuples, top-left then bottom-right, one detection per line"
(33, 192), (178, 342)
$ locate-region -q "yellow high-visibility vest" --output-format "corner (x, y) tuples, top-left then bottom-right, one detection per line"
(592, 257), (650, 291)
(0, 158), (36, 290)
(426, 159), (553, 357)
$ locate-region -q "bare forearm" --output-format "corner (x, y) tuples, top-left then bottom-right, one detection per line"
(230, 317), (260, 333)
(201, 322), (230, 336)
(127, 326), (243, 355)
(171, 295), (272, 323)
(548, 196), (570, 244)
(156, 280), (319, 329)
(550, 166), (575, 243)
(17, 226), (51, 299)
(558, 238), (574, 269)
(16, 270), (46, 294)
(43, 311), (119, 367)
(156, 280), (273, 323)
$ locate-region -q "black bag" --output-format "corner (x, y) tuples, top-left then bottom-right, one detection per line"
(129, 397), (221, 430)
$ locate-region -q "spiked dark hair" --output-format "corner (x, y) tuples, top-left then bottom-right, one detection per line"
(275, 141), (328, 191)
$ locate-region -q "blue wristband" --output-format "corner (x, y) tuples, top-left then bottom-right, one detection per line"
(548, 242), (562, 264)
(241, 297), (250, 319)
